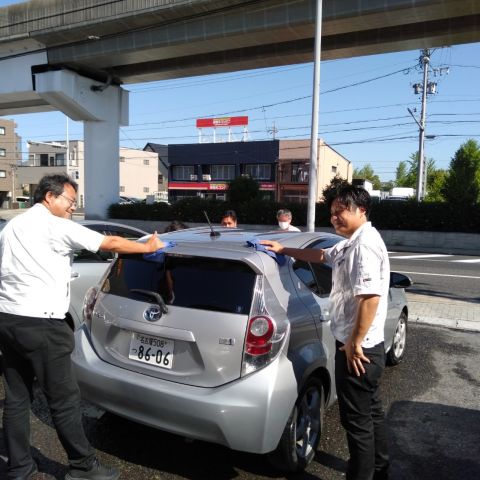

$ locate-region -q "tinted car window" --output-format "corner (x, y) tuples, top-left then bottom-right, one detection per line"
(308, 237), (341, 250)
(292, 236), (338, 297)
(104, 254), (256, 315)
(310, 263), (332, 297)
(293, 261), (319, 294)
(292, 260), (332, 298)
(74, 225), (145, 263)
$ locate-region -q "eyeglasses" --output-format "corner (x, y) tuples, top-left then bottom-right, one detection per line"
(59, 193), (77, 208)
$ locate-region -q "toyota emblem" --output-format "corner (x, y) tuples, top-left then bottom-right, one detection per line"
(143, 305), (163, 322)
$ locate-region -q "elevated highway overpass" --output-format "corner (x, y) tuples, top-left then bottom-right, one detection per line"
(1, 0), (479, 216)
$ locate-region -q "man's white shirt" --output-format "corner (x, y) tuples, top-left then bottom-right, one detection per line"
(0, 204), (104, 318)
(323, 222), (390, 348)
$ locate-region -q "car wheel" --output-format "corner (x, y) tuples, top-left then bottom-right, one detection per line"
(268, 378), (325, 472)
(387, 311), (407, 366)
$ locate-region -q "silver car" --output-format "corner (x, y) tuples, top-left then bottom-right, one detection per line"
(72, 228), (410, 472)
(68, 220), (147, 329)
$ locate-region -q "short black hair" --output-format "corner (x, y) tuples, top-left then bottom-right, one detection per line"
(33, 174), (78, 204)
(163, 220), (188, 232)
(324, 180), (372, 217)
(221, 210), (237, 222)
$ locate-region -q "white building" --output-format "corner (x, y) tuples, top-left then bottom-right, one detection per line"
(19, 140), (158, 208)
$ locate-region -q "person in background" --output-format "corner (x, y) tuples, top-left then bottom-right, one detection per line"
(220, 210), (238, 228)
(163, 220), (188, 232)
(277, 208), (300, 231)
(0, 174), (164, 480)
(262, 183), (390, 480)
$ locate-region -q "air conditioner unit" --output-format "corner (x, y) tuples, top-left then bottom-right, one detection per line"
(190, 174), (197, 181)
(202, 174), (211, 181)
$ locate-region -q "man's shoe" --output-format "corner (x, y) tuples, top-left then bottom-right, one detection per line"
(11, 461), (37, 479)
(64, 458), (120, 480)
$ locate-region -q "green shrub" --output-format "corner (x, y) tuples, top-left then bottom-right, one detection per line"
(108, 199), (480, 233)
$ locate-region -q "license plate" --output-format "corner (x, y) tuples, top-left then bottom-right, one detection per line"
(128, 332), (174, 369)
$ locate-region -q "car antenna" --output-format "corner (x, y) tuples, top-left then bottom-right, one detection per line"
(203, 210), (220, 237)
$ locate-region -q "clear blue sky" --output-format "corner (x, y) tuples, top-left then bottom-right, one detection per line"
(2, 1), (480, 182)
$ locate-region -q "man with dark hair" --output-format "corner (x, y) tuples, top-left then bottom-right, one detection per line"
(0, 174), (164, 480)
(220, 210), (238, 228)
(163, 220), (188, 232)
(262, 183), (390, 480)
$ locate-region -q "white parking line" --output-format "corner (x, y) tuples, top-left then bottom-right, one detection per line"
(389, 254), (453, 259)
(395, 270), (480, 279)
(451, 259), (480, 263)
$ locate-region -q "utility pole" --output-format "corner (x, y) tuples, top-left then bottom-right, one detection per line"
(268, 121), (278, 140)
(415, 49), (430, 201)
(307, 0), (323, 232)
(10, 163), (17, 208)
(409, 50), (449, 200)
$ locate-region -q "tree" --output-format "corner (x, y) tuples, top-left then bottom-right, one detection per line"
(395, 161), (411, 187)
(425, 169), (447, 202)
(441, 139), (480, 204)
(353, 164), (381, 190)
(396, 152), (445, 199)
(322, 175), (349, 205)
(226, 175), (260, 204)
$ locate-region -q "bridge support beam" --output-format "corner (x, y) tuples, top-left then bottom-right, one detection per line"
(35, 69), (129, 219)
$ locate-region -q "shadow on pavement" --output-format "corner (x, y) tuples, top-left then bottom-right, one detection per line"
(0, 430), (66, 480)
(388, 401), (480, 479)
(407, 284), (480, 304)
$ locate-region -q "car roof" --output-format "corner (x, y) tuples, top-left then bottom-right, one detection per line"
(158, 226), (342, 252)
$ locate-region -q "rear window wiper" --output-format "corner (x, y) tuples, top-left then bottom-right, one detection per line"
(130, 289), (168, 314)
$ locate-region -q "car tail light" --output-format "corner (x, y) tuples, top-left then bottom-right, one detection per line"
(245, 316), (275, 355)
(82, 286), (99, 331)
(242, 276), (289, 377)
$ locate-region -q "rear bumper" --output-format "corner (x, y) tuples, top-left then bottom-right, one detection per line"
(72, 326), (298, 453)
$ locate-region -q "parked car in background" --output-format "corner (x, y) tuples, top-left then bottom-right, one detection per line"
(118, 196), (141, 204)
(72, 228), (411, 472)
(68, 220), (147, 329)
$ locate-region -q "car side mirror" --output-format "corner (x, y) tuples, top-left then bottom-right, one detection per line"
(390, 272), (413, 288)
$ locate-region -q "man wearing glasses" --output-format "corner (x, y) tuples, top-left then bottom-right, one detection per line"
(0, 174), (164, 480)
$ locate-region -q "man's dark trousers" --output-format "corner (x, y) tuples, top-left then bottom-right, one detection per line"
(0, 312), (95, 479)
(335, 341), (389, 480)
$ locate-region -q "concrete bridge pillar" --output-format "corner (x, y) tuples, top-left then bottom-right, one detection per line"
(35, 70), (129, 219)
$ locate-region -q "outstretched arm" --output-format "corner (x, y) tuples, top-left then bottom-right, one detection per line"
(99, 232), (165, 254)
(260, 240), (325, 263)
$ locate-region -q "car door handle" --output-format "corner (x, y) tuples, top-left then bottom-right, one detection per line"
(319, 309), (330, 322)
(71, 272), (79, 279)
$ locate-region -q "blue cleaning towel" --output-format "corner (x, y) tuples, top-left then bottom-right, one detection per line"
(143, 240), (177, 262)
(246, 239), (286, 266)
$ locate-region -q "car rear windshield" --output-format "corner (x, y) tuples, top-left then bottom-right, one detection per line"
(103, 254), (256, 315)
